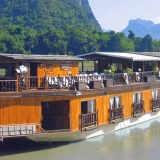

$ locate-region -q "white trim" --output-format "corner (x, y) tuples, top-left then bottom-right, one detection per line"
(77, 52), (160, 61)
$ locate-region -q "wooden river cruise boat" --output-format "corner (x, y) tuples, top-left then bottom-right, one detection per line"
(1, 52), (160, 143)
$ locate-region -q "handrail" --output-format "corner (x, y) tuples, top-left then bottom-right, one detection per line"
(36, 124), (45, 133)
(79, 110), (98, 131)
(152, 98), (160, 112)
(132, 101), (145, 117)
(108, 105), (124, 123)
(0, 124), (45, 139)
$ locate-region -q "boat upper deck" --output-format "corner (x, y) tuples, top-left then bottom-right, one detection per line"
(0, 71), (160, 98)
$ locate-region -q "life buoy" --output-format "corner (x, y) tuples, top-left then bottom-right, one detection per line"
(123, 73), (128, 79)
(135, 72), (140, 82)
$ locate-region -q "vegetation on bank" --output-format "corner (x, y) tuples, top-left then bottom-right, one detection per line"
(0, 27), (160, 55)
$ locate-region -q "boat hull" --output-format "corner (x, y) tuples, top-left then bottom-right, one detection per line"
(27, 110), (160, 142)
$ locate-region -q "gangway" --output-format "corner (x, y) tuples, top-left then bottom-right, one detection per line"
(0, 124), (45, 141)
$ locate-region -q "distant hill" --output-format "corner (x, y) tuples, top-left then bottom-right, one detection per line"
(0, 0), (101, 31)
(122, 18), (160, 39)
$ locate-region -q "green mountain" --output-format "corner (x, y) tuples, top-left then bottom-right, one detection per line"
(0, 0), (101, 31)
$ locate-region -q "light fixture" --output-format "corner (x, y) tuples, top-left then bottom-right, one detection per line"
(138, 68), (141, 72)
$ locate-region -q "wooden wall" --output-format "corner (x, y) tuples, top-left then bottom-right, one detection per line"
(0, 60), (79, 78)
(0, 97), (41, 125)
(0, 59), (13, 63)
(0, 88), (155, 131)
(37, 62), (79, 77)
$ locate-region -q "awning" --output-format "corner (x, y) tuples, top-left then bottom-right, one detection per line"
(77, 52), (160, 61)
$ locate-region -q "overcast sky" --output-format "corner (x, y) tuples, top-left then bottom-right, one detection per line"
(88, 0), (160, 32)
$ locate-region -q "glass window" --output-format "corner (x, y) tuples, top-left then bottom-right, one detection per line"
(110, 96), (121, 109)
(87, 100), (95, 113)
(152, 89), (158, 100)
(133, 92), (142, 103)
(81, 99), (96, 114)
(0, 63), (14, 78)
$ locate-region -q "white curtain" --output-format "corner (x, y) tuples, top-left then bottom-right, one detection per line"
(156, 90), (158, 99)
(137, 93), (141, 103)
(133, 94), (136, 103)
(110, 97), (114, 109)
(88, 100), (95, 113)
(152, 90), (158, 99)
(115, 96), (120, 108)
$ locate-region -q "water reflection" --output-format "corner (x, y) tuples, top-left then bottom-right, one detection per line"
(1, 117), (160, 160)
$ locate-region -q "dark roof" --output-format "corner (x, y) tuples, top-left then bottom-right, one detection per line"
(0, 53), (85, 62)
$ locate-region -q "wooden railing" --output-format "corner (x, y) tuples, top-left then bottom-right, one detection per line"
(132, 101), (145, 117)
(108, 106), (124, 123)
(18, 76), (45, 91)
(79, 110), (98, 131)
(0, 71), (159, 93)
(0, 80), (17, 92)
(152, 98), (160, 112)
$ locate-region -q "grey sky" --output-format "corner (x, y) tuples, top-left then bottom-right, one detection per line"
(88, 0), (160, 32)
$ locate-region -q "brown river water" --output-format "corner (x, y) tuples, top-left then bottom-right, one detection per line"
(0, 117), (160, 160)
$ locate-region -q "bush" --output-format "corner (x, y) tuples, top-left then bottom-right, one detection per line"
(103, 65), (115, 74)
(123, 67), (132, 73)
(152, 62), (159, 71)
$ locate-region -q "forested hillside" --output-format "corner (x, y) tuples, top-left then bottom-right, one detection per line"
(0, 0), (160, 55)
(0, 0), (101, 31)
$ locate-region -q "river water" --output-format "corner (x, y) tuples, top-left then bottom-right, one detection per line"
(1, 117), (160, 160)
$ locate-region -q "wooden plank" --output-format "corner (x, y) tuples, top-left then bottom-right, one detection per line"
(70, 99), (80, 131)
(143, 90), (152, 112)
(122, 92), (133, 119)
(96, 95), (107, 124)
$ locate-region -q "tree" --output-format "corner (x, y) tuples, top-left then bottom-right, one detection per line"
(128, 30), (135, 40)
(107, 32), (134, 52)
(139, 34), (153, 52)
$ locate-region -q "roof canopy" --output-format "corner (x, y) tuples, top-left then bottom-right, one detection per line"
(77, 52), (160, 61)
(0, 53), (84, 62)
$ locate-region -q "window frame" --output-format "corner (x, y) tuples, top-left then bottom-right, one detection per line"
(0, 63), (15, 78)
(81, 99), (96, 114)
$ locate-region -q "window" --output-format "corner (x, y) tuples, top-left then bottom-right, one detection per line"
(81, 99), (96, 114)
(133, 92), (142, 103)
(0, 63), (14, 78)
(80, 99), (98, 131)
(152, 89), (158, 100)
(110, 96), (121, 109)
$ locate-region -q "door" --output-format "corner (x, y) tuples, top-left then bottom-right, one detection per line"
(41, 101), (70, 130)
